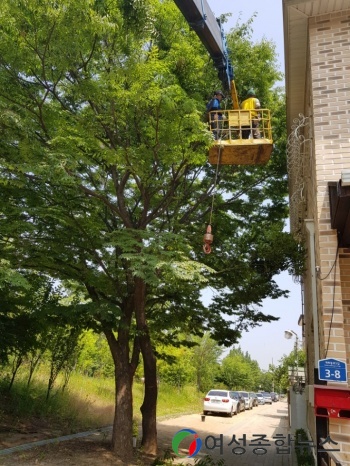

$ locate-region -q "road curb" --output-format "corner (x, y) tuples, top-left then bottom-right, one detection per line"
(0, 426), (112, 456)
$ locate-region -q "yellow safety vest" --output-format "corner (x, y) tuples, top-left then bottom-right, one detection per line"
(241, 97), (260, 118)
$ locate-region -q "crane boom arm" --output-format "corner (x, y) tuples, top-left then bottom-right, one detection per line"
(173, 0), (233, 92)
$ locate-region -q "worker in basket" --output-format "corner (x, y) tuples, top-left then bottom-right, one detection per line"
(206, 90), (225, 140)
(241, 88), (261, 139)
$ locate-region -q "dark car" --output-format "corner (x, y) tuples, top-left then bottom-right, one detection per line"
(231, 390), (246, 413)
(249, 392), (259, 407)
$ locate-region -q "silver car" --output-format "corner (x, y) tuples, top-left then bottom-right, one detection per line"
(256, 393), (265, 404)
(203, 389), (239, 417)
(238, 391), (253, 410)
(262, 392), (273, 404)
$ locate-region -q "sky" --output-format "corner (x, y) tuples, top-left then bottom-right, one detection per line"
(207, 0), (285, 74)
(202, 0), (303, 371)
(202, 271), (303, 372)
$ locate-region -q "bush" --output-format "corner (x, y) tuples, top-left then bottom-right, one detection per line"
(294, 428), (315, 466)
(151, 452), (226, 466)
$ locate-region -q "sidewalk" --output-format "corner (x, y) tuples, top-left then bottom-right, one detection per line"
(157, 400), (298, 465)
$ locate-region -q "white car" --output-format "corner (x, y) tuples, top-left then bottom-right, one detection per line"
(256, 393), (265, 405)
(203, 389), (240, 417)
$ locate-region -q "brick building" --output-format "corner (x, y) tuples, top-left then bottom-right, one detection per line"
(283, 1), (350, 465)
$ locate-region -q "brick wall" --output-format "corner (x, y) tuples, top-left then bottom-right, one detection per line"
(309, 10), (350, 464)
(309, 7), (350, 375)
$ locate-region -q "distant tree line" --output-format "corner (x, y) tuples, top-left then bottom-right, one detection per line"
(0, 271), (304, 396)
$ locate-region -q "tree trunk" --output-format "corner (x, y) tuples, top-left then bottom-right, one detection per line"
(104, 326), (134, 463)
(140, 332), (158, 455)
(8, 355), (23, 391)
(27, 351), (42, 387)
(134, 277), (158, 455)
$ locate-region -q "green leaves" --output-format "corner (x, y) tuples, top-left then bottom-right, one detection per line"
(109, 229), (214, 286)
(0, 0), (303, 352)
(218, 347), (261, 390)
(0, 2), (306, 458)
(226, 18), (283, 106)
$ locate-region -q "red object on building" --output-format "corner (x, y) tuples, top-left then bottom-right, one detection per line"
(314, 385), (350, 419)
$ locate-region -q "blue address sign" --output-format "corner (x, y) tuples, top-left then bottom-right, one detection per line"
(318, 358), (347, 383)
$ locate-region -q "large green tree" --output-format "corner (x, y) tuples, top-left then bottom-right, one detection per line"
(155, 332), (222, 391)
(0, 0), (302, 461)
(218, 347), (261, 390)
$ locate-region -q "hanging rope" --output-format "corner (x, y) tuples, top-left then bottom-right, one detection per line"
(203, 142), (222, 254)
(209, 144), (221, 225)
(203, 94), (229, 254)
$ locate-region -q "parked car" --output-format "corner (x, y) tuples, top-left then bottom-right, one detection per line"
(238, 391), (253, 410)
(256, 393), (265, 405)
(271, 392), (279, 402)
(249, 392), (258, 407)
(203, 389), (240, 417)
(226, 390), (245, 413)
(231, 391), (246, 413)
(262, 392), (273, 404)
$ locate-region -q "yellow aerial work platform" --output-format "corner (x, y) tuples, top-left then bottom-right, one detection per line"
(207, 109), (273, 165)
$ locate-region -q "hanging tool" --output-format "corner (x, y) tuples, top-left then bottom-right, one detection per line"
(202, 143), (221, 254)
(203, 224), (213, 254)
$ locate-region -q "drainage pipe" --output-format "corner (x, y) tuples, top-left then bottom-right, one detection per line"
(305, 219), (320, 365)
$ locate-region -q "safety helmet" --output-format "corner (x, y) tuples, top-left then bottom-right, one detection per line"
(247, 88), (256, 97)
(214, 90), (225, 98)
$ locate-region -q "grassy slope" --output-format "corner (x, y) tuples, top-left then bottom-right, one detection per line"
(0, 371), (204, 434)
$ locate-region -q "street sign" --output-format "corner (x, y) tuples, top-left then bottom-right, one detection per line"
(318, 358), (347, 383)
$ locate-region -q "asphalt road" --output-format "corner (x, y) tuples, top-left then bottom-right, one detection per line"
(157, 399), (298, 465)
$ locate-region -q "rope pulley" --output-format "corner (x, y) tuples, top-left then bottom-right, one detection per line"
(203, 224), (213, 254)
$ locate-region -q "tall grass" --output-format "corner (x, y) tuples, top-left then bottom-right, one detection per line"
(0, 370), (204, 433)
(0, 376), (113, 432)
(156, 384), (204, 418)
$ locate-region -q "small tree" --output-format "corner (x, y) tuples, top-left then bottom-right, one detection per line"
(46, 325), (82, 399)
(274, 349), (306, 392)
(190, 333), (222, 392)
